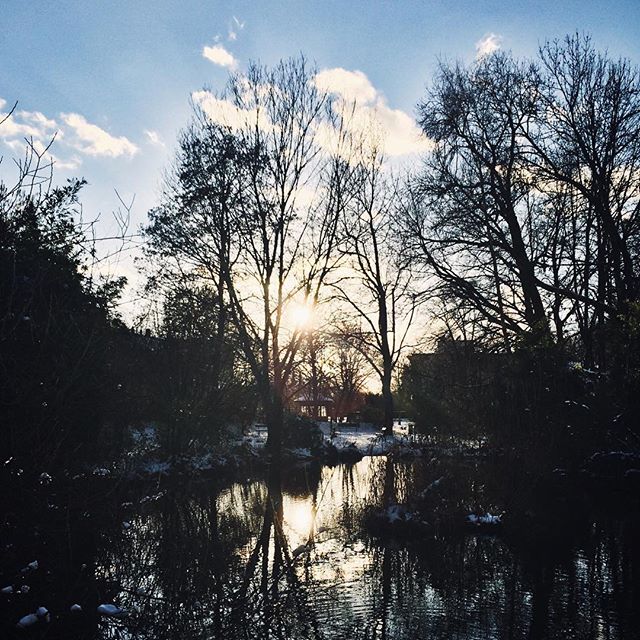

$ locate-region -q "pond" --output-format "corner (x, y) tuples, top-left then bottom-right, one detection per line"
(1, 455), (639, 639)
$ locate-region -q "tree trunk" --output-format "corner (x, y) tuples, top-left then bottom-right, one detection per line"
(265, 388), (284, 457)
(504, 203), (549, 335)
(210, 281), (226, 421)
(381, 366), (394, 430)
(309, 333), (319, 422)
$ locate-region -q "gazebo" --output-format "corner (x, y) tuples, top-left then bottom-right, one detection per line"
(293, 394), (335, 421)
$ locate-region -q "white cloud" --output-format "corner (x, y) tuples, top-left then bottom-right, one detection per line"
(373, 105), (431, 156)
(61, 113), (138, 158)
(0, 116), (47, 139)
(314, 68), (430, 157)
(192, 90), (273, 132)
(1, 99), (138, 168)
(144, 129), (165, 147)
(314, 68), (377, 104)
(475, 33), (502, 59)
(0, 104), (59, 140)
(19, 110), (58, 132)
(194, 68), (430, 158)
(202, 43), (237, 69)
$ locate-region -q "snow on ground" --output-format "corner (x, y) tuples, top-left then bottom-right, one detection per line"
(97, 603), (127, 617)
(93, 421), (420, 481)
(243, 420), (419, 458)
(385, 504), (415, 523)
(466, 513), (502, 525)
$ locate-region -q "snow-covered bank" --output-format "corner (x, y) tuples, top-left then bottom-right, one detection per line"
(100, 422), (433, 482)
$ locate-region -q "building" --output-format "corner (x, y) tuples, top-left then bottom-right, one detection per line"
(292, 393), (335, 421)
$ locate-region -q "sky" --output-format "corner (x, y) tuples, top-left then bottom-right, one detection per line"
(2, 0), (640, 303)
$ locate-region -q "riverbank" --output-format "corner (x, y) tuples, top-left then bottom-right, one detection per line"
(91, 422), (443, 484)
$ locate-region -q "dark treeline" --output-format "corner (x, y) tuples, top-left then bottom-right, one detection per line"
(400, 34), (640, 454)
(2, 33), (640, 471)
(0, 141), (127, 467)
(407, 35), (640, 364)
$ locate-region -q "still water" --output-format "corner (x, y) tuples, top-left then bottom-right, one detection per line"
(2, 455), (639, 639)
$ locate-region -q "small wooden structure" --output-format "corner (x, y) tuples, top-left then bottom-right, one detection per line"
(293, 394), (335, 421)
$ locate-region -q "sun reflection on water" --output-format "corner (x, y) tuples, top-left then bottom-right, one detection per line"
(283, 498), (316, 539)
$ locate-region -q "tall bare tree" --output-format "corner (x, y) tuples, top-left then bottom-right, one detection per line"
(145, 56), (355, 454)
(525, 34), (640, 362)
(409, 53), (551, 347)
(406, 35), (640, 370)
(333, 146), (420, 428)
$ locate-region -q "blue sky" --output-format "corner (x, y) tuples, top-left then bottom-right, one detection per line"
(2, 0), (639, 288)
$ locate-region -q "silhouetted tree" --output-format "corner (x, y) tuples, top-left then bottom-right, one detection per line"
(1, 136), (126, 466)
(406, 35), (640, 373)
(145, 56), (356, 455)
(334, 146), (420, 427)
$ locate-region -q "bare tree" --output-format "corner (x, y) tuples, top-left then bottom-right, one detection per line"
(525, 34), (640, 362)
(410, 53), (552, 347)
(145, 56), (355, 454)
(406, 35), (640, 371)
(326, 327), (370, 418)
(333, 146), (420, 428)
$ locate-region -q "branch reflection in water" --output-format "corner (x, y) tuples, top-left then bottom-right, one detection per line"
(90, 456), (639, 640)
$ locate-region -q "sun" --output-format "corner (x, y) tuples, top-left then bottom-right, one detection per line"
(290, 302), (314, 329)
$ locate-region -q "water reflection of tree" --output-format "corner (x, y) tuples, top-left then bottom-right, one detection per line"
(96, 481), (266, 639)
(94, 468), (326, 639)
(230, 466), (322, 639)
(92, 459), (639, 640)
(350, 458), (640, 640)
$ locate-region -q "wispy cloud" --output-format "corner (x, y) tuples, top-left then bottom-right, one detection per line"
(1, 99), (65, 171)
(144, 129), (165, 148)
(1, 99), (139, 166)
(0, 108), (80, 172)
(228, 15), (245, 41)
(61, 113), (138, 158)
(475, 33), (502, 59)
(0, 104), (59, 140)
(202, 43), (237, 69)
